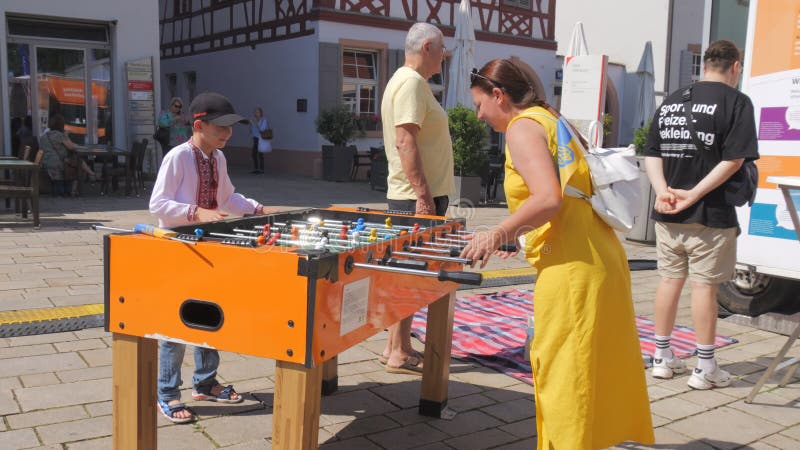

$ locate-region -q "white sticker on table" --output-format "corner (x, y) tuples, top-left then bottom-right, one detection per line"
(340, 277), (370, 336)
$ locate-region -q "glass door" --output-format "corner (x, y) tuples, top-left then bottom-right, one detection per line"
(36, 46), (87, 143)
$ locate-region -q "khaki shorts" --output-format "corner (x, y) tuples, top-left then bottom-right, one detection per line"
(654, 222), (738, 284)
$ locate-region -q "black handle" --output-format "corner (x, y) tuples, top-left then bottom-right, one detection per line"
(438, 269), (482, 285)
(498, 242), (518, 252)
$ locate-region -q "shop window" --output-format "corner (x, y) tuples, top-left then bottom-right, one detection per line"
(342, 49), (380, 131)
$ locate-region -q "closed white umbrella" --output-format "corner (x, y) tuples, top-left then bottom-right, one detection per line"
(445, 0), (476, 109)
(564, 21), (589, 69)
(633, 41), (656, 129)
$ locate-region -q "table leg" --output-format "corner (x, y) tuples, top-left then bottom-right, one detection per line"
(272, 360), (322, 450)
(746, 321), (800, 403)
(112, 333), (157, 450)
(419, 291), (455, 417)
(321, 356), (338, 395)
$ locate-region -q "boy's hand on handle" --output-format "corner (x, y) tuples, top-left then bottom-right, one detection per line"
(197, 208), (228, 223)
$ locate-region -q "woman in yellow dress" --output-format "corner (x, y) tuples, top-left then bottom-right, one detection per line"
(460, 59), (654, 449)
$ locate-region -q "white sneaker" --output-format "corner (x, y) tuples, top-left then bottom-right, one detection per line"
(687, 367), (731, 390)
(651, 357), (687, 379)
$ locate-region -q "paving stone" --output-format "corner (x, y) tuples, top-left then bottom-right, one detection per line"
(760, 432), (800, 450)
(0, 353), (86, 378)
(497, 417), (536, 439)
(56, 366), (112, 383)
(7, 405), (88, 429)
(20, 372), (60, 388)
(72, 328), (109, 340)
(673, 388), (734, 409)
(0, 376), (21, 391)
(85, 400), (111, 417)
(0, 428), (40, 450)
(650, 396), (707, 421)
(5, 332), (78, 347)
(450, 367), (519, 390)
(446, 393), (496, 412)
(385, 407), (433, 426)
(337, 373), (382, 393)
(727, 393), (800, 427)
(428, 409), (503, 436)
(77, 348), (111, 367)
(38, 415), (111, 445)
(319, 436), (383, 450)
(648, 426), (717, 449)
(156, 422), (217, 449)
(201, 409), (274, 447)
(16, 378), (111, 411)
(488, 437), (537, 449)
(368, 380), (423, 409)
(482, 383), (533, 402)
(647, 384), (678, 401)
(0, 344), (56, 359)
(780, 423), (800, 441)
(443, 427), (517, 450)
(220, 439), (272, 449)
(0, 389), (20, 415)
(216, 356), (276, 381)
(321, 388), (400, 425)
(481, 398), (534, 423)
(367, 422), (449, 450)
(669, 406), (783, 450)
(62, 436), (111, 450)
(54, 338), (107, 353)
(338, 360), (385, 377)
(323, 415), (399, 440)
(338, 345), (384, 364)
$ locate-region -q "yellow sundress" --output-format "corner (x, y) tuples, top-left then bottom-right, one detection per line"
(505, 107), (654, 449)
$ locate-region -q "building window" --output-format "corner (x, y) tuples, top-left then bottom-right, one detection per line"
(174, 0), (192, 16)
(342, 49), (379, 131)
(691, 52), (702, 82)
(165, 73), (177, 105)
(184, 71), (197, 103)
(502, 0), (531, 9)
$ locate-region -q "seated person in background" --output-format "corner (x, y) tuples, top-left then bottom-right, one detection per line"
(40, 114), (95, 197)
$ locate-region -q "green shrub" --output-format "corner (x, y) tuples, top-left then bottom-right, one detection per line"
(632, 120), (651, 155)
(448, 106), (489, 177)
(315, 105), (364, 147)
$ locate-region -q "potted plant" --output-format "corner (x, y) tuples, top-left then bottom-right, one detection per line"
(448, 105), (489, 206)
(315, 105), (364, 181)
(627, 120), (657, 244)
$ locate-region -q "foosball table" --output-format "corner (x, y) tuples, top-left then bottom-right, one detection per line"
(104, 207), (481, 449)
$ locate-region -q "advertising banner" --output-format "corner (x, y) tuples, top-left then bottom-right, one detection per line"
(739, 0), (800, 276)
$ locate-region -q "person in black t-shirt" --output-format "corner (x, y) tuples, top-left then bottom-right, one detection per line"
(644, 40), (759, 391)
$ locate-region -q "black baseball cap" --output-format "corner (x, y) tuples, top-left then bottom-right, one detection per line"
(189, 92), (248, 126)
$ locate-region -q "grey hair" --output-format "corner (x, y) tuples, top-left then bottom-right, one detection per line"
(405, 22), (443, 54)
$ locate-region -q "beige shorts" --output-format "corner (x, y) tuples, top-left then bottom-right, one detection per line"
(654, 222), (738, 284)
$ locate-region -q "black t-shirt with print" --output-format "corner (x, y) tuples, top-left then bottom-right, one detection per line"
(644, 81), (759, 228)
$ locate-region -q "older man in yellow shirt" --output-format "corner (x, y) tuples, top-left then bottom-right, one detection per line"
(379, 22), (455, 374)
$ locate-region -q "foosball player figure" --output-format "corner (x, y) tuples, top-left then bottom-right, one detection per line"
(149, 91), (278, 424)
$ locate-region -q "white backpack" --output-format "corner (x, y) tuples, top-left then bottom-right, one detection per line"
(529, 112), (643, 232)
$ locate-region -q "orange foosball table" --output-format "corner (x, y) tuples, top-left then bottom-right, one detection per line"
(104, 207), (481, 449)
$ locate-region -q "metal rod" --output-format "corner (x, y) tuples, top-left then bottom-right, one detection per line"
(352, 262), (440, 278)
(392, 251), (472, 264)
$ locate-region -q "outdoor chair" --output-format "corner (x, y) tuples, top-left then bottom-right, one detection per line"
(130, 139), (148, 197)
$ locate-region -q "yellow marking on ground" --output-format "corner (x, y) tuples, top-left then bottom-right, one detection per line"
(0, 304), (104, 326)
(478, 267), (536, 280)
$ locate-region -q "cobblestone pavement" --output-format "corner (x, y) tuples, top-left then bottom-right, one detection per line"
(1, 167), (800, 449)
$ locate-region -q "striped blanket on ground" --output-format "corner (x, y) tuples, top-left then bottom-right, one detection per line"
(410, 289), (738, 385)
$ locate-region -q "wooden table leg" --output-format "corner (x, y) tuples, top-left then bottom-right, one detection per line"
(112, 334), (157, 450)
(321, 356), (338, 395)
(273, 361), (322, 450)
(419, 291), (455, 417)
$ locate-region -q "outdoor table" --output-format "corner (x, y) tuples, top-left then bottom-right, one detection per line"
(0, 158), (40, 228)
(75, 145), (132, 195)
(746, 176), (800, 403)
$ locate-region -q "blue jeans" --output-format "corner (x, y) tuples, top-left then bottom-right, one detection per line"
(157, 340), (219, 402)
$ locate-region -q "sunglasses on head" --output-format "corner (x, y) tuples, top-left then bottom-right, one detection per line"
(470, 68), (505, 90)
